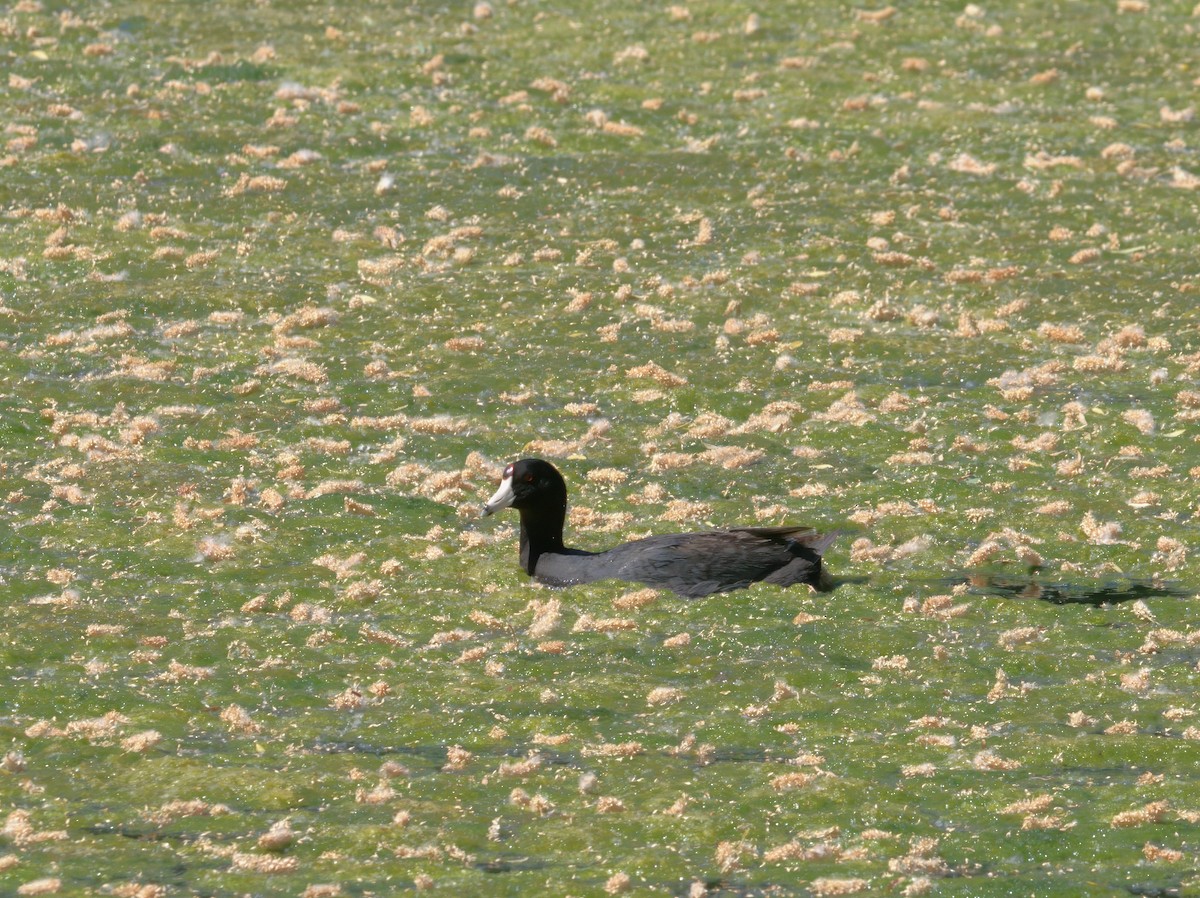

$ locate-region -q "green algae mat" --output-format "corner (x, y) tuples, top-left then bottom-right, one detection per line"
(2, 1), (1199, 895)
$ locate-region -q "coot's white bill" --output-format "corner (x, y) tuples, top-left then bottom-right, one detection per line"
(482, 466), (515, 516)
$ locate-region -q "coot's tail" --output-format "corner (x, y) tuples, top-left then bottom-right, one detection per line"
(736, 526), (841, 592)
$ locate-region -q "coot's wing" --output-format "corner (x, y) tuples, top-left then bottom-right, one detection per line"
(602, 529), (830, 597)
(727, 525), (838, 553)
(532, 528), (836, 597)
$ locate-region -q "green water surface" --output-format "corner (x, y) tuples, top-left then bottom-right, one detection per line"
(1, 1), (1198, 895)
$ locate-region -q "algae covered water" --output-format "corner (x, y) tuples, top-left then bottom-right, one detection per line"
(1, 1), (1198, 895)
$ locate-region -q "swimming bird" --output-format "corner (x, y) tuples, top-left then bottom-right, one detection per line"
(482, 458), (837, 598)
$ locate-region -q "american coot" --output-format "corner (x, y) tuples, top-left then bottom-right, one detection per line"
(482, 458), (837, 598)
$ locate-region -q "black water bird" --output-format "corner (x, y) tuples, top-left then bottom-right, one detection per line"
(482, 458), (837, 598)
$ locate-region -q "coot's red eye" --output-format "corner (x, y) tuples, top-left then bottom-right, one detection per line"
(524, 473), (535, 483)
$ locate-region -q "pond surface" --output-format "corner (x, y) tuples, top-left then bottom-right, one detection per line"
(1, 1), (1198, 895)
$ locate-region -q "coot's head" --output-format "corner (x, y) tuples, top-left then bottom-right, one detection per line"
(482, 458), (567, 517)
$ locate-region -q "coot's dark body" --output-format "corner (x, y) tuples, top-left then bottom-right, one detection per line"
(482, 458), (836, 598)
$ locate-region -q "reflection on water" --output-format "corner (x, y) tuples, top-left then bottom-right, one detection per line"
(964, 574), (1191, 606)
(476, 855), (551, 874)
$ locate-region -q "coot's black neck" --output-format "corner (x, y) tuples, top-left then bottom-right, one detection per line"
(518, 503), (567, 575)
